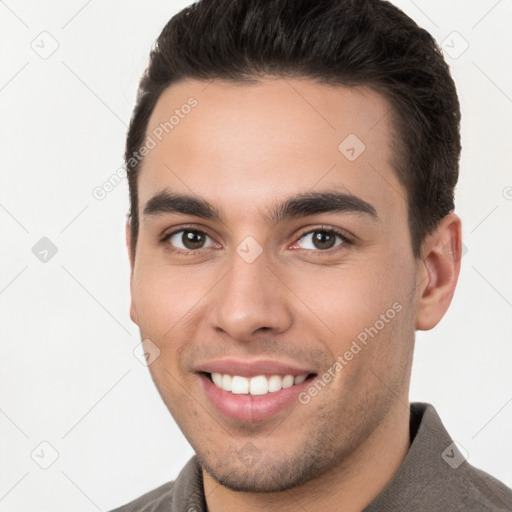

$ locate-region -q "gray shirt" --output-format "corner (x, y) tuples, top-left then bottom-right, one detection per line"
(110, 403), (512, 511)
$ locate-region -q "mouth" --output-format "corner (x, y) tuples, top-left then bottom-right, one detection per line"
(196, 366), (318, 423)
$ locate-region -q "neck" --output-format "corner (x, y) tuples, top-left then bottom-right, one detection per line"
(203, 397), (411, 512)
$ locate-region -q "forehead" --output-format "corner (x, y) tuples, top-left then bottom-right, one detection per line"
(137, 77), (406, 223)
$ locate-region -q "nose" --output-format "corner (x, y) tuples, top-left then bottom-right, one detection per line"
(208, 248), (294, 341)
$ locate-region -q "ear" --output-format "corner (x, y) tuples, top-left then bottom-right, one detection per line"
(415, 213), (462, 331)
(126, 220), (139, 325)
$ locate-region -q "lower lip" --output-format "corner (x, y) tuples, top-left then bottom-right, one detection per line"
(199, 373), (313, 423)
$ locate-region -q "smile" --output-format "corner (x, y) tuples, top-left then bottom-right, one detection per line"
(209, 372), (309, 396)
(194, 358), (318, 422)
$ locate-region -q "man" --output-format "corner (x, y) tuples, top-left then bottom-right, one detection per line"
(111, 0), (512, 510)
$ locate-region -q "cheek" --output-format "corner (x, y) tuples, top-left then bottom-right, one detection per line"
(131, 255), (198, 337)
(286, 250), (415, 362)
(293, 264), (405, 335)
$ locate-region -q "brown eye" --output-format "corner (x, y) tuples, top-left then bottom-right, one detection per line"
(311, 231), (337, 250)
(181, 230), (206, 249)
(165, 229), (218, 252)
(296, 228), (349, 251)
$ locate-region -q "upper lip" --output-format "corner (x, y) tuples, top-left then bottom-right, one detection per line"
(194, 358), (317, 378)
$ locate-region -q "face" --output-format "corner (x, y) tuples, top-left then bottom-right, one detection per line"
(128, 78), (421, 492)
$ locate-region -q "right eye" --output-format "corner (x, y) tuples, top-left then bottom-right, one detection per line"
(161, 228), (220, 254)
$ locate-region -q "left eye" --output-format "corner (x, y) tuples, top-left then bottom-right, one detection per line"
(295, 229), (348, 251)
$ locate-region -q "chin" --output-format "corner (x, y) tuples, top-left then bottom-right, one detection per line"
(196, 438), (347, 494)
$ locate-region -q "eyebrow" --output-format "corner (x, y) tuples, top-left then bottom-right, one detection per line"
(143, 190), (378, 225)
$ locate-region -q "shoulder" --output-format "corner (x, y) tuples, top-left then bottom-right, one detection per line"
(417, 403), (512, 511)
(365, 403), (512, 512)
(422, 403), (512, 510)
(447, 461), (512, 511)
(108, 480), (175, 512)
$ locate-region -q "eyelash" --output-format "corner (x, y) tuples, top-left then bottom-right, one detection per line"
(160, 224), (353, 256)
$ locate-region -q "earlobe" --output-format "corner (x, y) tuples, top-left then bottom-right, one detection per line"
(415, 213), (462, 331)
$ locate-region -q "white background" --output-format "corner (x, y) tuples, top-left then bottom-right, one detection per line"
(1, 1), (511, 510)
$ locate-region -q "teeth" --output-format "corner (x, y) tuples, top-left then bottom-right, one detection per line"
(268, 375), (282, 392)
(211, 372), (223, 387)
(294, 374), (307, 385)
(222, 374), (232, 392)
(210, 372), (309, 395)
(282, 375), (294, 388)
(249, 375), (268, 395)
(231, 376), (249, 394)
